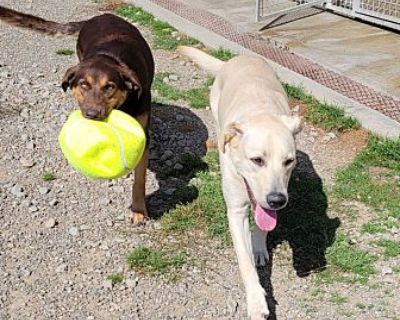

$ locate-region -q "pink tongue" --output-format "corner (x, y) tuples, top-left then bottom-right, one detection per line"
(254, 203), (277, 231)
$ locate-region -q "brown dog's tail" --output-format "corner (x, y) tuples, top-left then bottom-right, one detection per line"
(0, 5), (85, 35)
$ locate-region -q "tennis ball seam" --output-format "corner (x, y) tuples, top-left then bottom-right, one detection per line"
(100, 122), (128, 171)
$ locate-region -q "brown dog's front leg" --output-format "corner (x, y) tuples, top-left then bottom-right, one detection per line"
(130, 147), (149, 225)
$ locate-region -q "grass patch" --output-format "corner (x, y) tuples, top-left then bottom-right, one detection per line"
(334, 136), (400, 229)
(106, 273), (124, 285)
(361, 222), (386, 234)
(375, 239), (400, 257)
(393, 266), (400, 274)
(208, 48), (236, 61)
(55, 48), (74, 56)
(330, 292), (348, 305)
(153, 72), (213, 108)
(283, 83), (360, 132)
(161, 151), (230, 243)
(324, 234), (377, 284)
(117, 5), (199, 50)
(42, 171), (56, 181)
(127, 246), (186, 275)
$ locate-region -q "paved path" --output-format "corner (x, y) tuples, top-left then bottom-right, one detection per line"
(130, 0), (400, 137)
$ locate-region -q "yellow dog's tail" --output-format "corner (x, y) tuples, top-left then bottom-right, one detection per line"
(177, 46), (224, 74)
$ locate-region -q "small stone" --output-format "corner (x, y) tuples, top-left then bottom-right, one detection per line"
(44, 218), (57, 229)
(55, 264), (68, 273)
(28, 206), (38, 212)
(26, 141), (35, 149)
(69, 227), (79, 237)
(21, 134), (29, 141)
(164, 188), (176, 196)
(100, 198), (111, 205)
(102, 280), (113, 289)
(38, 187), (50, 195)
(20, 108), (29, 119)
(165, 160), (173, 167)
(10, 185), (25, 197)
(49, 199), (58, 206)
(20, 158), (35, 168)
(110, 186), (124, 193)
(169, 74), (179, 81)
(176, 114), (184, 121)
(160, 150), (174, 161)
(382, 266), (392, 275)
(174, 163), (183, 171)
(126, 278), (138, 288)
(106, 220), (113, 227)
(162, 77), (169, 84)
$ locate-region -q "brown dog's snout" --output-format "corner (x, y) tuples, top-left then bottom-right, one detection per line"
(83, 109), (101, 120)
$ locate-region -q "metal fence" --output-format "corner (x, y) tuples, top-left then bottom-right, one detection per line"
(256, 0), (400, 31)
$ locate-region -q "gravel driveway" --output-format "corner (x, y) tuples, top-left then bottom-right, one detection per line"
(1, 1), (399, 320)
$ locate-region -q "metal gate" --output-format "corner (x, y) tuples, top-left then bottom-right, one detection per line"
(256, 0), (400, 31)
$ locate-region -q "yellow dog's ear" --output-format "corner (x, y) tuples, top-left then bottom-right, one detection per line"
(280, 115), (302, 135)
(219, 122), (243, 153)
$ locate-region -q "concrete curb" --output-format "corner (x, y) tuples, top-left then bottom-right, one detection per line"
(129, 0), (400, 138)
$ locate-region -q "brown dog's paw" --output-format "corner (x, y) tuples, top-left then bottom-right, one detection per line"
(130, 211), (149, 226)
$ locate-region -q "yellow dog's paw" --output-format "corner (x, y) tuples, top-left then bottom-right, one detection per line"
(247, 287), (269, 320)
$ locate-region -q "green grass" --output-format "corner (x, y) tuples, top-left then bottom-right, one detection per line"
(330, 292), (348, 305)
(393, 266), (400, 274)
(42, 171), (56, 181)
(127, 246), (187, 275)
(334, 136), (400, 231)
(161, 151), (230, 243)
(209, 48), (236, 61)
(117, 5), (200, 50)
(361, 222), (386, 234)
(106, 273), (124, 285)
(283, 83), (360, 132)
(323, 234), (377, 284)
(55, 48), (74, 56)
(153, 72), (213, 108)
(375, 239), (400, 257)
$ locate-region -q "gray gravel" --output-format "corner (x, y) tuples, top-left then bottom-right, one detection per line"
(1, 1), (399, 320)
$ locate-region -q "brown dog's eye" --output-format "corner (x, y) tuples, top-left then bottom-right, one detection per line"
(103, 83), (116, 95)
(251, 157), (264, 166)
(78, 80), (90, 90)
(284, 158), (295, 166)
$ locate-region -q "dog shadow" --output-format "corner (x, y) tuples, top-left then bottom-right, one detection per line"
(146, 102), (209, 218)
(258, 150), (341, 319)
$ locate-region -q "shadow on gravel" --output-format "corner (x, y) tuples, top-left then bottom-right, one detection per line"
(146, 102), (208, 219)
(258, 150), (341, 319)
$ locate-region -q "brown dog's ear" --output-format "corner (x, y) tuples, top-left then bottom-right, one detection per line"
(61, 65), (80, 92)
(118, 65), (143, 98)
(219, 122), (243, 153)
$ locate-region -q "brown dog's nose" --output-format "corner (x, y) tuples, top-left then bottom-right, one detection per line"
(84, 109), (100, 119)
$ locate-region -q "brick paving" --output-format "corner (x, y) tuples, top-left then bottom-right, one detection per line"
(148, 0), (400, 123)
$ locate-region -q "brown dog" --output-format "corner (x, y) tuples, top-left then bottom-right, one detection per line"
(0, 6), (155, 224)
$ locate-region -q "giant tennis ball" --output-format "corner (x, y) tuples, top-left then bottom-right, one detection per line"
(58, 110), (146, 179)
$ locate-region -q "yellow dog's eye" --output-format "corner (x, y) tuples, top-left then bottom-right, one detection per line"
(251, 157), (264, 166)
(284, 158), (295, 166)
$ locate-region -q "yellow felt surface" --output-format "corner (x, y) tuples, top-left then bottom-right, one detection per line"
(59, 110), (146, 179)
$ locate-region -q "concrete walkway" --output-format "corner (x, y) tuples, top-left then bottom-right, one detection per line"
(129, 0), (400, 138)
